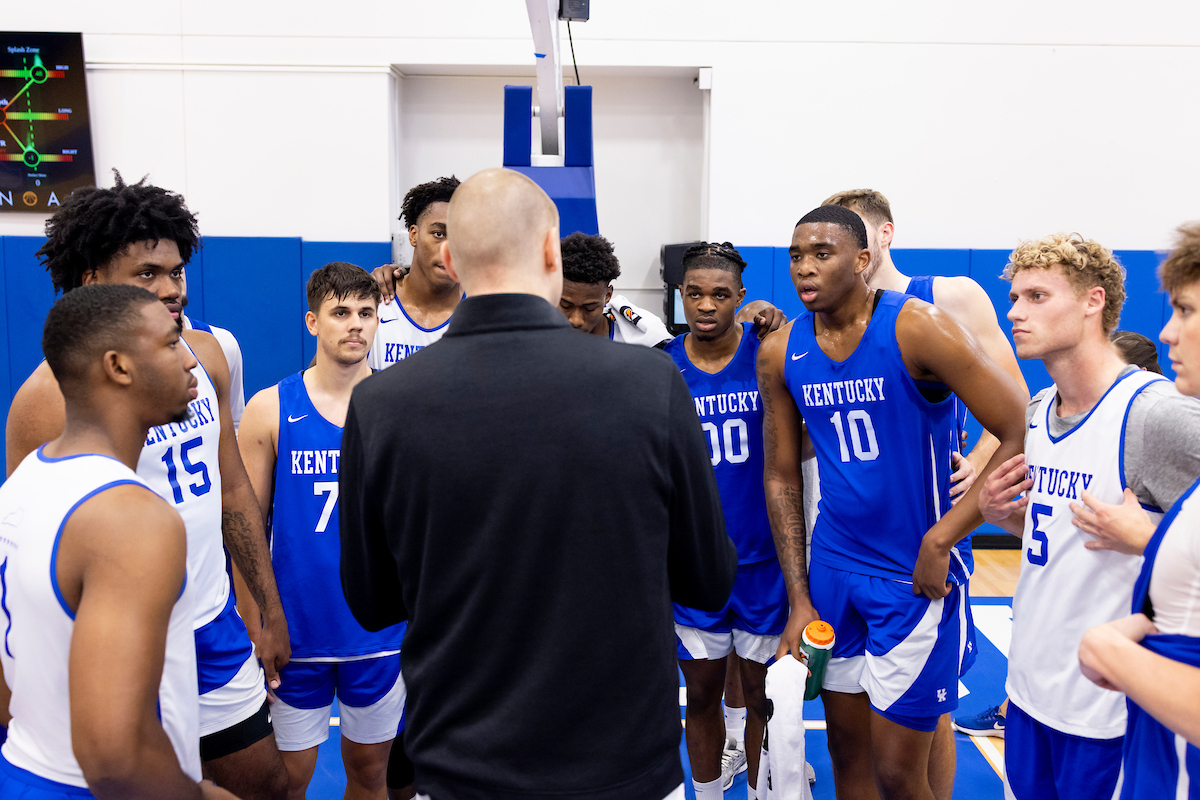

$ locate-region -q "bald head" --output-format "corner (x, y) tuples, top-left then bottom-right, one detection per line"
(442, 169), (562, 302)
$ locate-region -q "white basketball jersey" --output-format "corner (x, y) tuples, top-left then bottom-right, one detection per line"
(1007, 370), (1166, 738)
(0, 450), (201, 785)
(136, 340), (228, 628)
(368, 298), (450, 370)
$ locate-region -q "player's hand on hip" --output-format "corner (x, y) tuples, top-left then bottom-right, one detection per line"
(371, 264), (405, 304)
(753, 308), (787, 340)
(256, 614), (292, 691)
(1071, 488), (1155, 556)
(948, 450), (976, 506)
(913, 535), (953, 600)
(979, 452), (1031, 525)
(775, 603), (820, 662)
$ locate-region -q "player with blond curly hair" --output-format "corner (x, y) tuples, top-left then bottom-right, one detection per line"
(979, 232), (1200, 800)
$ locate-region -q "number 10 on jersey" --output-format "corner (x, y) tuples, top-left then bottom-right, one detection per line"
(829, 410), (880, 462)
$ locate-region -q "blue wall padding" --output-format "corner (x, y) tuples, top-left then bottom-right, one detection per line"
(770, 248), (805, 322)
(509, 165), (599, 236)
(503, 85), (533, 168)
(1114, 250), (1172, 375)
(0, 241), (9, 431)
(737, 247), (774, 312)
(4, 237), (58, 394)
(183, 246), (206, 322)
(299, 241), (393, 366)
(197, 237), (303, 400)
(564, 85), (593, 167)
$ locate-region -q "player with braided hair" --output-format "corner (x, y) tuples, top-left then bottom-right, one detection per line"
(7, 173), (291, 800)
(665, 241), (789, 800)
(368, 176), (462, 370)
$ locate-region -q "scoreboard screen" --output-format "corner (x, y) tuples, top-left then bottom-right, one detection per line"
(0, 32), (95, 212)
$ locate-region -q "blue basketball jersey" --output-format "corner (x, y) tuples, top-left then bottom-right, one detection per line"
(785, 291), (961, 582)
(665, 323), (774, 564)
(272, 372), (406, 658)
(906, 276), (974, 573)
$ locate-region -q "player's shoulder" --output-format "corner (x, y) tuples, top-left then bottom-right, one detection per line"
(1134, 377), (1200, 431)
(12, 360), (61, 405)
(930, 275), (993, 313)
(182, 327), (227, 371)
(76, 482), (184, 545)
(242, 384), (282, 434)
(759, 318), (797, 361)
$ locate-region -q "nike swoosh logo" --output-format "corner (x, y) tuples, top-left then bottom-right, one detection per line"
(288, 414), (308, 423)
(379, 318), (396, 324)
(1029, 422), (1038, 428)
(791, 352), (809, 361)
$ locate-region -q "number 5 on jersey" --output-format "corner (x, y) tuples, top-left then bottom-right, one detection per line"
(314, 481), (339, 533)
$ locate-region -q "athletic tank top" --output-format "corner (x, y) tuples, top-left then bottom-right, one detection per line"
(273, 372), (407, 657)
(785, 291), (960, 582)
(368, 298), (450, 370)
(665, 323), (774, 564)
(905, 276), (973, 572)
(136, 340), (228, 628)
(1006, 369), (1166, 738)
(0, 449), (201, 786)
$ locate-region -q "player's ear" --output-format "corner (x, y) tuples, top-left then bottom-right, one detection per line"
(81, 268), (101, 286)
(102, 350), (134, 386)
(1085, 286), (1107, 321)
(605, 284), (613, 304)
(878, 221), (895, 249)
(408, 224), (419, 249)
(854, 249), (871, 275)
(305, 310), (318, 336)
(737, 286), (747, 305)
(441, 242), (460, 284)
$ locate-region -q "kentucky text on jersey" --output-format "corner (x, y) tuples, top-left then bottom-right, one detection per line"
(144, 396), (217, 445)
(291, 449), (341, 475)
(693, 391), (759, 418)
(801, 377), (887, 407)
(382, 342), (425, 363)
(1026, 463), (1095, 499)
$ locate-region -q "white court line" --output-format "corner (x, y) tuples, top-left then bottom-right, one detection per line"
(972, 735), (1006, 780)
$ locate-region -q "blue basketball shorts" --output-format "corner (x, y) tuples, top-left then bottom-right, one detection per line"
(808, 561), (968, 731)
(0, 750), (94, 799)
(1005, 701), (1123, 800)
(194, 591), (266, 737)
(272, 654), (405, 750)
(675, 558), (788, 665)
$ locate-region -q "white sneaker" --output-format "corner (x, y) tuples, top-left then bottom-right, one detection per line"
(805, 760), (816, 785)
(720, 737), (747, 789)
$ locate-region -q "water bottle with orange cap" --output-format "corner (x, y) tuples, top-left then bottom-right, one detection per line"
(800, 620), (835, 701)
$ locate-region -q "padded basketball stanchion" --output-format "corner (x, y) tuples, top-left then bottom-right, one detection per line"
(502, 83), (599, 237)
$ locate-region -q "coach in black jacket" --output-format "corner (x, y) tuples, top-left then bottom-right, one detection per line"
(339, 168), (737, 800)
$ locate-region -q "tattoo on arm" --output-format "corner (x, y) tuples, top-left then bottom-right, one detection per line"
(767, 484), (809, 596)
(759, 349), (809, 598)
(221, 508), (278, 614)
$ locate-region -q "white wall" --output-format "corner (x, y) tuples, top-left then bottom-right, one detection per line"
(2, 0), (1199, 280)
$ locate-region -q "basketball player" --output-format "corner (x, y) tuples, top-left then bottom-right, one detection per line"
(822, 190), (1027, 781)
(181, 269), (247, 432)
(978, 233), (1200, 800)
(1078, 224), (1200, 797)
(0, 285), (236, 800)
(238, 262), (407, 800)
(558, 232), (673, 345)
(759, 205), (1026, 800)
(369, 176), (461, 369)
(665, 242), (789, 800)
(4, 175), (289, 800)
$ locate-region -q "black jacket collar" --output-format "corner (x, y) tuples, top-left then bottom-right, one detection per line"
(444, 293), (571, 337)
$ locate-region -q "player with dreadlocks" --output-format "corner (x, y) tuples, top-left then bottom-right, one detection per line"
(663, 242), (789, 800)
(5, 172), (291, 800)
(368, 176), (462, 369)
